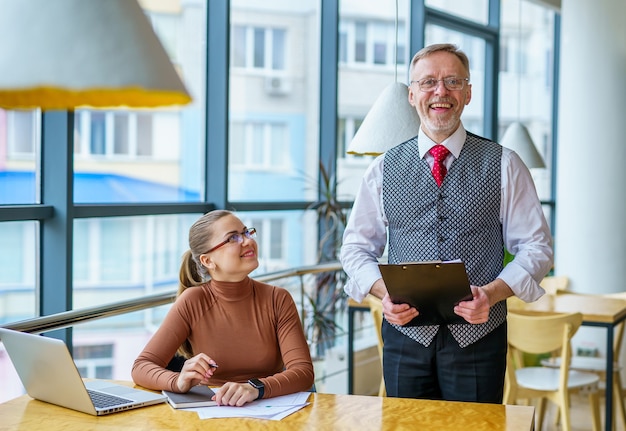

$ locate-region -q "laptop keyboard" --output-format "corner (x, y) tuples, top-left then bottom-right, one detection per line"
(87, 389), (134, 408)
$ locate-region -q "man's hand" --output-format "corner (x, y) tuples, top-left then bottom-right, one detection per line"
(381, 293), (419, 325)
(370, 278), (419, 326)
(453, 285), (491, 324)
(454, 279), (514, 324)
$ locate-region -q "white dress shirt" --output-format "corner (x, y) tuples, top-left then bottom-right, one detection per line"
(340, 125), (554, 303)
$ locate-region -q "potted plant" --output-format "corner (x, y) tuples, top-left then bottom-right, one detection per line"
(303, 161), (349, 358)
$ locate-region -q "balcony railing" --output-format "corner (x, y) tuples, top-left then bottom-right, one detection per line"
(2, 261), (344, 334)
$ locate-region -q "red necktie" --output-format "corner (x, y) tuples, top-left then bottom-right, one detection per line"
(429, 145), (450, 187)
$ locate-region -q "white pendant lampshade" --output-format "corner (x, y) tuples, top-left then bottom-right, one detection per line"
(347, 82), (421, 156)
(0, 0), (191, 110)
(500, 122), (545, 169)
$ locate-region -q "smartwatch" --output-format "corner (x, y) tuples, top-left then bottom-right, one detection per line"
(248, 378), (265, 400)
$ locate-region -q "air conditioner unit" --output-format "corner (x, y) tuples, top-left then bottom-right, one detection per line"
(264, 76), (291, 96)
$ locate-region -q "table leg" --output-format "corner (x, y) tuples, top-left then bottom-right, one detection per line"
(605, 325), (614, 431)
(348, 306), (355, 395)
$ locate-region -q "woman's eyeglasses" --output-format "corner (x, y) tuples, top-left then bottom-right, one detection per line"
(205, 227), (257, 253)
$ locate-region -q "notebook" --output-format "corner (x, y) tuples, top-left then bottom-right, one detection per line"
(162, 385), (217, 408)
(379, 260), (473, 326)
(0, 328), (166, 416)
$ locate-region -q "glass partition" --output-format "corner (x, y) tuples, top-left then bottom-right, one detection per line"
(73, 0), (207, 204)
(72, 214), (198, 309)
(336, 0), (412, 200)
(228, 1), (321, 203)
(426, 0), (489, 25)
(499, 0), (556, 206)
(0, 221), (38, 325)
(0, 109), (39, 204)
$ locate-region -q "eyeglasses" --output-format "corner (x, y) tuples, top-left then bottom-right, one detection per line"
(410, 77), (469, 92)
(205, 227), (257, 253)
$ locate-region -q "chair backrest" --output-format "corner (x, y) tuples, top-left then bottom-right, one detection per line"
(365, 295), (384, 362)
(507, 311), (582, 356)
(539, 275), (569, 294)
(506, 311), (583, 398)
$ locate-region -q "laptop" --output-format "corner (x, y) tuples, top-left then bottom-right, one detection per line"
(0, 327), (166, 415)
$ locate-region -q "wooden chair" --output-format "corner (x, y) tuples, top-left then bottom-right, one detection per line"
(504, 310), (602, 431)
(363, 294), (385, 396)
(541, 291), (626, 430)
(540, 275), (570, 294)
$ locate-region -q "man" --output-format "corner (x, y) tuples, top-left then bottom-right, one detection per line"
(340, 43), (553, 403)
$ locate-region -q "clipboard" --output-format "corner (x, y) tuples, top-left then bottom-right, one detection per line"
(379, 261), (473, 326)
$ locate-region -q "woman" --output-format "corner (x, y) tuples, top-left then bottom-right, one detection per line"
(132, 210), (314, 406)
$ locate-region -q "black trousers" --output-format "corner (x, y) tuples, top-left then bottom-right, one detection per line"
(382, 320), (507, 403)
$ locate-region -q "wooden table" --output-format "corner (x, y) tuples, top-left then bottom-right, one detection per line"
(0, 387), (535, 431)
(510, 292), (626, 431)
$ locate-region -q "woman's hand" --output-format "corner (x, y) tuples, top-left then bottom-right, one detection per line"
(214, 381), (259, 406)
(176, 353), (218, 393)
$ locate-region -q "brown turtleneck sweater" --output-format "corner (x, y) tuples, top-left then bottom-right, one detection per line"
(131, 277), (314, 398)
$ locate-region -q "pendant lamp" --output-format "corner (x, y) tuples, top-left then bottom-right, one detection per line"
(346, 0), (420, 156)
(0, 0), (191, 110)
(500, 121), (545, 168)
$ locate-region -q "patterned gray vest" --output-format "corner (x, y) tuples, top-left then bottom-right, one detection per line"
(382, 132), (506, 348)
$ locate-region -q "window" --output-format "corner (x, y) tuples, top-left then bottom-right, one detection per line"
(248, 216), (285, 272)
(6, 110), (37, 156)
(499, 0), (556, 205)
(75, 111), (159, 158)
(73, 215), (194, 302)
(337, 116), (369, 161)
(231, 25), (286, 72)
(339, 20), (406, 68)
(0, 109), (39, 205)
(0, 221), (37, 324)
(499, 32), (527, 75)
(337, 1), (411, 200)
(229, 122), (289, 170)
(229, 4), (320, 205)
(74, 344), (114, 379)
(113, 113), (130, 155)
(425, 0), (489, 25)
(355, 21), (367, 63)
(73, 218), (133, 287)
(89, 111), (106, 155)
(67, 0), (206, 205)
(136, 113), (153, 156)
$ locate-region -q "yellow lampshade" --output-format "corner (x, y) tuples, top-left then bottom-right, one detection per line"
(0, 0), (191, 110)
(347, 83), (420, 156)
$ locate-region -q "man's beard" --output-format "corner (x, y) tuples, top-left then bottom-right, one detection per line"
(421, 113), (460, 137)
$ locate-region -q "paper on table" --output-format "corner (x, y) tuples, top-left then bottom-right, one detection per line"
(192, 391), (311, 420)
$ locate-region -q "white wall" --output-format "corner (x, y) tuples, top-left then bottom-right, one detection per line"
(555, 0), (626, 294)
